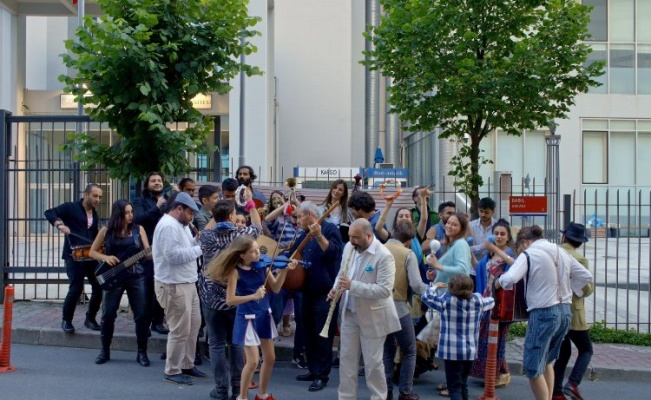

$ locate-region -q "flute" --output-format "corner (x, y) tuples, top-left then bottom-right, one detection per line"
(319, 245), (356, 338)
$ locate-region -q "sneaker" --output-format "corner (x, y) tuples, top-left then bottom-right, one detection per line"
(164, 373), (193, 385)
(563, 382), (584, 400)
(254, 395), (276, 400)
(84, 317), (101, 331)
(552, 394), (567, 400)
(292, 353), (307, 369)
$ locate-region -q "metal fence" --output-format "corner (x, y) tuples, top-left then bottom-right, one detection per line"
(1, 111), (650, 331)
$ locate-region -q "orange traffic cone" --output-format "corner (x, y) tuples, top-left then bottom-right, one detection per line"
(478, 317), (499, 400)
(0, 285), (16, 373)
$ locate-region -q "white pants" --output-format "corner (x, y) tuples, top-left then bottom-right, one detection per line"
(338, 309), (388, 400)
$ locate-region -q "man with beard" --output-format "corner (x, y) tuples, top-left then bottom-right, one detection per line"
(291, 201), (343, 392)
(133, 171), (169, 334)
(45, 183), (104, 334)
(236, 165), (266, 204)
(153, 192), (206, 385)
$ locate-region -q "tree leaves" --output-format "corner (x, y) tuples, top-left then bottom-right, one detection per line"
(366, 0), (604, 217)
(59, 0), (262, 181)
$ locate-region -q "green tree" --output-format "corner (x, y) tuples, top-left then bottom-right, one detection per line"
(365, 0), (603, 217)
(60, 0), (261, 180)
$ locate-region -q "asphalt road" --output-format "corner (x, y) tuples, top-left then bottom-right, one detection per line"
(1, 344), (649, 399)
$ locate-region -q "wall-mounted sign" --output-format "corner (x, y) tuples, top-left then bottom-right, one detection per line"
(293, 167), (360, 179)
(509, 196), (548, 216)
(191, 94), (212, 109)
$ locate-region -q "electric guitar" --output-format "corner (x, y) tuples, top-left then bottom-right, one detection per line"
(95, 248), (152, 291)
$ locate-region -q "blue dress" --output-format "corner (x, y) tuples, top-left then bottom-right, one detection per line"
(232, 265), (277, 345)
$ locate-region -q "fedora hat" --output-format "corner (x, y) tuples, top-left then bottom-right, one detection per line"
(561, 222), (588, 243)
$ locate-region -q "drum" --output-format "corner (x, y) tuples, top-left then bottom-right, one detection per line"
(71, 245), (103, 262)
(257, 235), (285, 258)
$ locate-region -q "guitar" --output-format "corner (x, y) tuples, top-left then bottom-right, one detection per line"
(95, 248), (152, 291)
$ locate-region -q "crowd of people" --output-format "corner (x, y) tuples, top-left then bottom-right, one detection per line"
(45, 174), (594, 400)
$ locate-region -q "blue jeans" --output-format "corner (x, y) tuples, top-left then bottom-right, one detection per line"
(203, 307), (243, 399)
(100, 274), (148, 347)
(62, 259), (102, 323)
(553, 329), (593, 395)
(523, 303), (571, 379)
(383, 313), (417, 394)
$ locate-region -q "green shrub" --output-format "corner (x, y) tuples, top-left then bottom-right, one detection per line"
(507, 320), (651, 346)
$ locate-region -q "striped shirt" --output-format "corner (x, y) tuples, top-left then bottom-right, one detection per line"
(266, 215), (302, 248)
(198, 222), (262, 310)
(421, 289), (494, 360)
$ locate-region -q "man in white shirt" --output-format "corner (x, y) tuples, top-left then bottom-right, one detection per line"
(329, 219), (400, 400)
(495, 225), (593, 400)
(469, 197), (497, 261)
(153, 192), (205, 385)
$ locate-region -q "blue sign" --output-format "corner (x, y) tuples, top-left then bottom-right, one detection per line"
(364, 168), (409, 179)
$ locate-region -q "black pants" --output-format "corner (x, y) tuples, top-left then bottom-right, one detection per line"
(62, 259), (102, 323)
(303, 293), (337, 381)
(553, 329), (593, 395)
(100, 274), (148, 348)
(143, 260), (165, 327)
(444, 359), (473, 400)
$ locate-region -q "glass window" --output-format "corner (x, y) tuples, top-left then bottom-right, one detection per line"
(583, 119), (608, 130)
(638, 44), (651, 94)
(583, 131), (607, 184)
(609, 132), (635, 185)
(524, 131), (546, 186)
(610, 44), (635, 94)
(609, 0), (635, 42)
(584, 0), (607, 41)
(587, 43), (608, 93)
(638, 133), (651, 186)
(638, 0), (651, 43)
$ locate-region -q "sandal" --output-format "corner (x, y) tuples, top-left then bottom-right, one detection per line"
(439, 389), (450, 397)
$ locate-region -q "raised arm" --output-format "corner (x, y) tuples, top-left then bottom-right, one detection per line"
(374, 198), (395, 241)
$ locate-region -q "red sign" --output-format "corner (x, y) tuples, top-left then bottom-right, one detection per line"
(509, 196), (548, 216)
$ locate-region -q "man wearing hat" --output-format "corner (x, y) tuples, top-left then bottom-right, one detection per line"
(552, 222), (594, 400)
(152, 192), (206, 385)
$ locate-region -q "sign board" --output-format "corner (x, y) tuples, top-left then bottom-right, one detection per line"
(509, 196), (548, 216)
(363, 168), (409, 179)
(293, 167), (361, 179)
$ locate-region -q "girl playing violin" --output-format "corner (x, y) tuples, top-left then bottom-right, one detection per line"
(207, 235), (297, 400)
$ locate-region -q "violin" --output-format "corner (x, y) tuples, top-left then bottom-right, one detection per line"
(252, 254), (312, 270)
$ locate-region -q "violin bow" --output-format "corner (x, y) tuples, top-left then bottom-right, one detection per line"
(262, 215), (289, 287)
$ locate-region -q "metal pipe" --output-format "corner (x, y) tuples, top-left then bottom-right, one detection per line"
(385, 77), (400, 166)
(365, 0), (380, 167)
(239, 36), (246, 167)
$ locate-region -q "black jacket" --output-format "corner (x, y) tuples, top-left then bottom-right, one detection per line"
(132, 191), (163, 243)
(44, 199), (100, 261)
(290, 221), (343, 295)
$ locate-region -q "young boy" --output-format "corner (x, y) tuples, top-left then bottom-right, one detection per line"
(421, 275), (494, 400)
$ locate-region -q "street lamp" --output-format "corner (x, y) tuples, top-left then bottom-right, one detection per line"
(545, 120), (561, 241)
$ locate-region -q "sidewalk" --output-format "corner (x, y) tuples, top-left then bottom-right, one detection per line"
(3, 300), (651, 382)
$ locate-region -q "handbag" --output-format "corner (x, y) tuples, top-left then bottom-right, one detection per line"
(493, 252), (531, 322)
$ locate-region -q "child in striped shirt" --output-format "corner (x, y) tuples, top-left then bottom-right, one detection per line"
(422, 274), (495, 400)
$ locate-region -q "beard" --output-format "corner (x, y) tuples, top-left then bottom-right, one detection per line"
(238, 177), (251, 186)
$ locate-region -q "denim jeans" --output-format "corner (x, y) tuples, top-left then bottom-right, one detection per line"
(553, 329), (593, 395)
(203, 307), (243, 400)
(523, 303), (571, 379)
(63, 259), (102, 323)
(444, 359), (473, 400)
(383, 313), (417, 394)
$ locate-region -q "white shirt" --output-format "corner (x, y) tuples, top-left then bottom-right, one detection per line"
(153, 214), (203, 284)
(498, 239), (593, 311)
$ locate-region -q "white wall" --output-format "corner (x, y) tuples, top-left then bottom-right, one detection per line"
(273, 0), (366, 178)
(25, 16), (70, 91)
(0, 8), (18, 112)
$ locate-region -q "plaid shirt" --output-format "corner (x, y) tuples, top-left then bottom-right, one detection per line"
(421, 289), (494, 360)
(198, 223), (262, 310)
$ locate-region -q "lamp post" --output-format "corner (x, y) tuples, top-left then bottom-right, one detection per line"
(545, 120), (561, 242)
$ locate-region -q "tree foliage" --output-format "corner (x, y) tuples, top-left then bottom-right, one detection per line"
(60, 0), (261, 180)
(365, 0), (603, 216)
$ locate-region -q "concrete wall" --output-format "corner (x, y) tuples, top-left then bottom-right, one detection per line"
(0, 8), (18, 112)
